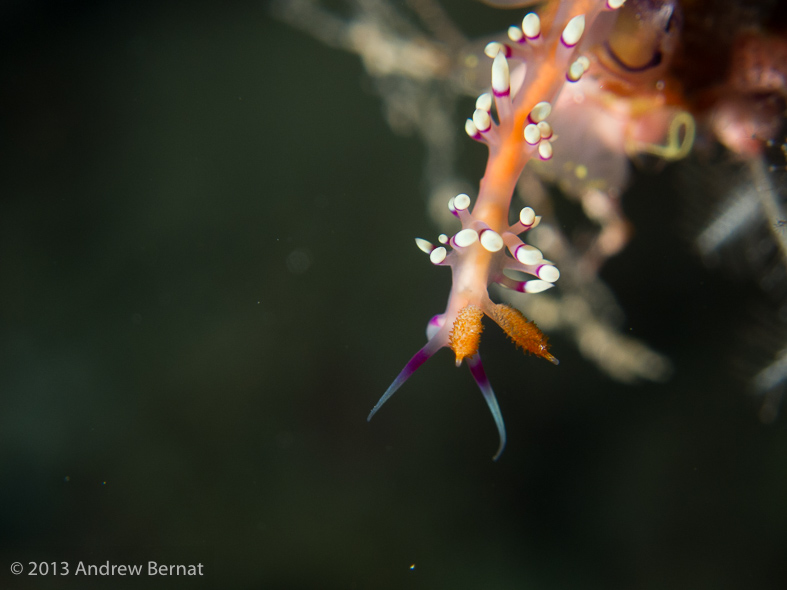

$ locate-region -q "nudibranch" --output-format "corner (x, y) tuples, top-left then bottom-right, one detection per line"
(368, 0), (628, 460)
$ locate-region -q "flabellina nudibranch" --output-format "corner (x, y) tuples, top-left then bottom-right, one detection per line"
(368, 1), (628, 460)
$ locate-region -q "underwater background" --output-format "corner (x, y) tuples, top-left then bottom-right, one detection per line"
(1, 0), (785, 588)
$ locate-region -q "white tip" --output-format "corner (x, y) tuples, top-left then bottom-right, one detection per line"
(454, 228), (479, 248)
(520, 207), (536, 226)
(522, 13), (540, 39)
(454, 193), (471, 211)
(507, 26), (523, 43)
(484, 42), (503, 58)
(561, 15), (585, 47)
(567, 59), (585, 82)
(607, 0), (626, 9)
(532, 216), (541, 229)
(476, 93), (492, 112)
(491, 52), (510, 96)
(465, 118), (479, 138)
(529, 101), (552, 123)
(524, 280), (554, 294)
(438, 234), (448, 244)
(472, 109), (492, 133)
(516, 244), (543, 265)
(537, 264), (560, 282)
(538, 140), (553, 160)
(480, 229), (504, 252)
(577, 56), (590, 71)
(524, 124), (540, 145)
(415, 238), (434, 254)
(538, 121), (553, 139)
(430, 247), (447, 265)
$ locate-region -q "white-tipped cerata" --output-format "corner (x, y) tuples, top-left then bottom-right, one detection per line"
(522, 13), (540, 39)
(537, 121), (553, 139)
(538, 140), (553, 160)
(430, 247), (447, 265)
(415, 238), (434, 254)
(515, 244), (543, 265)
(529, 101), (552, 123)
(476, 93), (492, 112)
(524, 279), (554, 293)
(438, 233), (448, 244)
(507, 26), (523, 43)
(454, 228), (479, 248)
(537, 264), (560, 282)
(561, 15), (585, 47)
(480, 229), (504, 252)
(607, 0), (626, 9)
(473, 109), (492, 133)
(453, 193), (471, 211)
(520, 207), (536, 226)
(491, 52), (510, 97)
(567, 59), (585, 82)
(484, 42), (504, 58)
(524, 124), (540, 145)
(465, 118), (480, 139)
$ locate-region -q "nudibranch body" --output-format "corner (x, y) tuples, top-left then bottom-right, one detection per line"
(368, 0), (628, 460)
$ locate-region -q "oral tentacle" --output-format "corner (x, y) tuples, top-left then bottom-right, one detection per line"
(467, 353), (507, 462)
(367, 328), (447, 422)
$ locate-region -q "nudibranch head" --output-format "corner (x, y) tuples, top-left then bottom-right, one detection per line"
(368, 191), (560, 460)
(448, 302), (558, 367)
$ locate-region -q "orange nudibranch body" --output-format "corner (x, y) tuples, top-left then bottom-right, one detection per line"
(368, 0), (628, 460)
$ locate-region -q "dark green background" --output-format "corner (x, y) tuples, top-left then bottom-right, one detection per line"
(1, 1), (784, 588)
